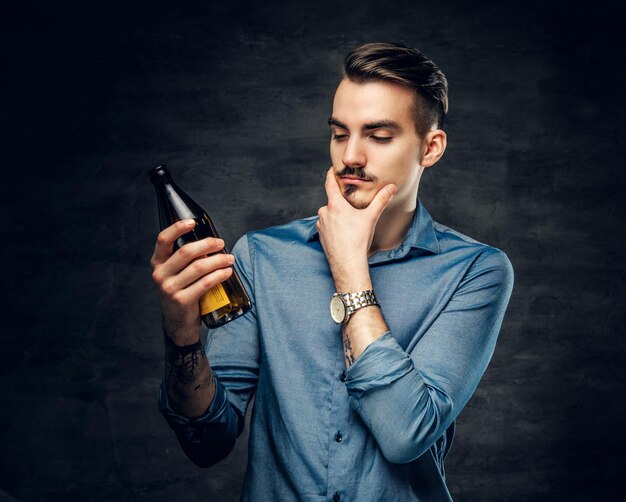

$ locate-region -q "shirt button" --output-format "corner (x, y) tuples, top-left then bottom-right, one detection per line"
(334, 431), (343, 443)
(332, 493), (341, 502)
(340, 371), (346, 382)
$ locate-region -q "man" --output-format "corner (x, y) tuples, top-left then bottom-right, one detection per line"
(150, 42), (514, 501)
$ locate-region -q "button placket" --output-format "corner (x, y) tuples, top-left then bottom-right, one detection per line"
(327, 349), (351, 502)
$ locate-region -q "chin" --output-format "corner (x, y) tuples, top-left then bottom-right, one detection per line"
(343, 187), (373, 210)
(347, 200), (370, 210)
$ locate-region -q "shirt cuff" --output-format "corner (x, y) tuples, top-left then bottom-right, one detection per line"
(158, 376), (229, 432)
(344, 331), (414, 399)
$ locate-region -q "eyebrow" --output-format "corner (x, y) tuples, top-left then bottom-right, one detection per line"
(328, 117), (401, 131)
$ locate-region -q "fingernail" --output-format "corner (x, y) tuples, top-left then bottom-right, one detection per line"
(184, 219), (195, 227)
(388, 185), (397, 195)
(216, 238), (224, 247)
(227, 254), (235, 264)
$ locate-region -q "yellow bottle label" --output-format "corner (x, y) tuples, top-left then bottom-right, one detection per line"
(200, 282), (230, 315)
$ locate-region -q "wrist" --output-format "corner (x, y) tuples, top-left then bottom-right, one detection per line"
(164, 331), (202, 349)
(332, 262), (371, 293)
(334, 277), (373, 293)
(162, 317), (201, 346)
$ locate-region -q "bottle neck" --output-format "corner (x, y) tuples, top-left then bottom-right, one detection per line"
(163, 183), (196, 221)
(150, 169), (201, 228)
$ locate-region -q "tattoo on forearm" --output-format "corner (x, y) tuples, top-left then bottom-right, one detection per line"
(164, 335), (214, 400)
(342, 332), (355, 368)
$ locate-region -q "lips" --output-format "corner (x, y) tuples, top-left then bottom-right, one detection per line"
(340, 176), (370, 184)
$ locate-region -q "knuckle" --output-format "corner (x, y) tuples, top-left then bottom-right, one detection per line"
(156, 232), (168, 247)
(209, 237), (223, 249)
(161, 278), (176, 296)
(171, 291), (187, 306)
(191, 258), (206, 274)
(203, 274), (216, 288)
(151, 268), (163, 285)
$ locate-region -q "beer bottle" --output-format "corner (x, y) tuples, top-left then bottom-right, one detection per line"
(148, 164), (252, 328)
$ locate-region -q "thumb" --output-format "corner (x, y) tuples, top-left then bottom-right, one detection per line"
(367, 184), (397, 217)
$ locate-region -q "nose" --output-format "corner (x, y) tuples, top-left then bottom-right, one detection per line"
(341, 136), (366, 168)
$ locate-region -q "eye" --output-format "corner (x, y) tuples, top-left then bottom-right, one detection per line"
(332, 134), (348, 141)
(371, 136), (392, 143)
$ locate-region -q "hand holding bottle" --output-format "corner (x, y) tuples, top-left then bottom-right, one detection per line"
(149, 165), (252, 331)
(150, 219), (235, 345)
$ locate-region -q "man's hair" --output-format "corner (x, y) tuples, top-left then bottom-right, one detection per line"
(343, 42), (449, 137)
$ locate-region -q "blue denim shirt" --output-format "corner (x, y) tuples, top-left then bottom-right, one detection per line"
(159, 198), (514, 501)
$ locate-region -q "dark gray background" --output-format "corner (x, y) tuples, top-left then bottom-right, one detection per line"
(2, 0), (625, 500)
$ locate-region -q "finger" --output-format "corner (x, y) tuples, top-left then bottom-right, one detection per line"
(160, 237), (226, 277)
(151, 219), (196, 267)
(164, 253), (235, 294)
(175, 267), (234, 304)
(324, 166), (346, 207)
(366, 184), (397, 219)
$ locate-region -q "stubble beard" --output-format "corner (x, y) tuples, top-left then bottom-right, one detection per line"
(338, 166), (377, 210)
(343, 184), (371, 210)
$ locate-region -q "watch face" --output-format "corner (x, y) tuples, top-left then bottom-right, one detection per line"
(330, 295), (346, 324)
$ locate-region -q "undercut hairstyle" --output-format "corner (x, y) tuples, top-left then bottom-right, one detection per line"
(343, 42), (449, 137)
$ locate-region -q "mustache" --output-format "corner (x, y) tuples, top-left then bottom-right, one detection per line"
(338, 167), (376, 182)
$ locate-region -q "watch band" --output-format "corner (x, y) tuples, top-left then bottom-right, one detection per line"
(340, 289), (379, 315)
(331, 289), (380, 324)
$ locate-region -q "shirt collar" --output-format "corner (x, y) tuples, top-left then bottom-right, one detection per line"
(306, 197), (440, 255)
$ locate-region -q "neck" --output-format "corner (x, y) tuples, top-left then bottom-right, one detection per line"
(368, 196), (417, 257)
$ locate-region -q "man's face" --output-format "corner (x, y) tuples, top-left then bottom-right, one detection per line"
(329, 78), (425, 210)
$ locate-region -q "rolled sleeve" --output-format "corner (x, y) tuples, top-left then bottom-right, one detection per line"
(344, 331), (413, 400)
(158, 375), (243, 467)
(158, 375), (230, 431)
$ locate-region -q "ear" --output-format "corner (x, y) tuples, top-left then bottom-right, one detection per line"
(420, 129), (447, 168)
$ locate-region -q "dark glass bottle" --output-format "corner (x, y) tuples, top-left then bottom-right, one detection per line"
(148, 164), (252, 328)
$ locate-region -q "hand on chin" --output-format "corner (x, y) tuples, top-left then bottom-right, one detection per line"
(317, 167), (397, 281)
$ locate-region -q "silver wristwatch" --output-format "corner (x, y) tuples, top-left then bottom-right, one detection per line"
(330, 289), (379, 325)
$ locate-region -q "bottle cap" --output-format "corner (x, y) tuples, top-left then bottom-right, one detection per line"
(148, 164), (170, 183)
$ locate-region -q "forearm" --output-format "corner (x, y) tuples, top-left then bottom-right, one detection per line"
(334, 262), (388, 366)
(163, 334), (216, 418)
(159, 322), (249, 468)
(342, 304), (389, 366)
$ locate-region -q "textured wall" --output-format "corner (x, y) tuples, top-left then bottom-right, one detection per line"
(2, 0), (624, 500)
